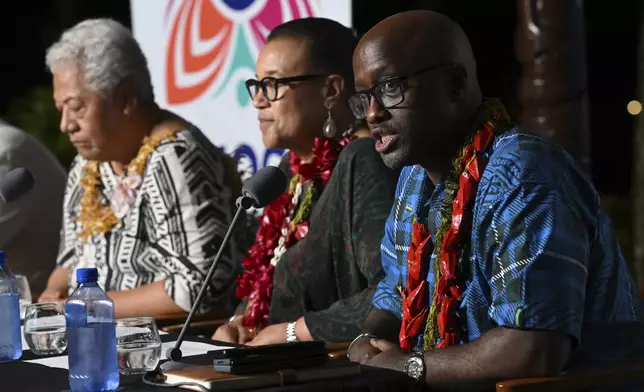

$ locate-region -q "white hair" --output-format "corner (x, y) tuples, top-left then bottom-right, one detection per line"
(45, 18), (154, 103)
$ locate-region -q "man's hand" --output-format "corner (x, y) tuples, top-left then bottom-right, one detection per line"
(38, 287), (67, 303)
(347, 334), (383, 364)
(246, 323), (288, 346)
(365, 338), (409, 372)
(212, 318), (252, 345)
(364, 328), (573, 389)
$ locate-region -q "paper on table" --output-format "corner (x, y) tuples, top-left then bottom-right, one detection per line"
(25, 355), (69, 369)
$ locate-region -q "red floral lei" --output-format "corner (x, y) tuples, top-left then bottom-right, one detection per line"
(236, 136), (352, 330)
(399, 99), (511, 351)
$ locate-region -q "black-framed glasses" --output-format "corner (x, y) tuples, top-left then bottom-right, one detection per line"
(348, 63), (453, 119)
(245, 74), (325, 101)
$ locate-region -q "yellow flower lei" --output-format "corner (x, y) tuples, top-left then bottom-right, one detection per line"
(77, 129), (180, 241)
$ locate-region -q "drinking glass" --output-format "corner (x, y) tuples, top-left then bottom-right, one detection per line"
(15, 275), (32, 320)
(116, 317), (162, 375)
(23, 302), (67, 355)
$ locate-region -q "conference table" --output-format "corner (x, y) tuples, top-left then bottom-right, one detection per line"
(0, 328), (421, 392)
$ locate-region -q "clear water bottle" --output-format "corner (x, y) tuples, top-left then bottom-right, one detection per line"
(0, 250), (21, 362)
(65, 268), (119, 391)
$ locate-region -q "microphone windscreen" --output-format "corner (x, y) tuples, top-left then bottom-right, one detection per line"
(242, 166), (287, 208)
(0, 168), (34, 203)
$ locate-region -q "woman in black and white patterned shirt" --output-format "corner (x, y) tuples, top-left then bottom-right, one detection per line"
(38, 18), (247, 319)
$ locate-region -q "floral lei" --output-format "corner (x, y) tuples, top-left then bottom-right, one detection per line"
(236, 135), (352, 330)
(77, 130), (179, 241)
(399, 99), (512, 351)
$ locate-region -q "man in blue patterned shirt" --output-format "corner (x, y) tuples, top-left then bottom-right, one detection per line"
(346, 10), (644, 390)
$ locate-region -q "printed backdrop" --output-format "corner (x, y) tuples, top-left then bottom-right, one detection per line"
(130, 0), (352, 178)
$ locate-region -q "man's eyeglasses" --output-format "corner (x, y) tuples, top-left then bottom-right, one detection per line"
(245, 74), (325, 102)
(348, 63), (453, 119)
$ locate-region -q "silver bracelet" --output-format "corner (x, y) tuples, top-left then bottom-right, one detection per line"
(346, 333), (378, 358)
(286, 321), (299, 343)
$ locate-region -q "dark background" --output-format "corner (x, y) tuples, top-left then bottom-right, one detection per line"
(0, 0), (639, 194)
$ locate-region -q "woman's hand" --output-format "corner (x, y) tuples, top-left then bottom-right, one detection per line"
(39, 268), (70, 303)
(212, 317), (252, 345)
(38, 287), (67, 303)
(246, 323), (288, 346)
(245, 317), (312, 346)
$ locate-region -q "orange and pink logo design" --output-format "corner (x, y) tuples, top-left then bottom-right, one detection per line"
(165, 0), (316, 106)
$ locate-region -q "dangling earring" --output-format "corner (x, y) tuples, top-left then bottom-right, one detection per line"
(322, 107), (337, 138)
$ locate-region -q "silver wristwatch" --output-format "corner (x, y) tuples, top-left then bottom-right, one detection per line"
(286, 321), (299, 343)
(404, 352), (425, 383)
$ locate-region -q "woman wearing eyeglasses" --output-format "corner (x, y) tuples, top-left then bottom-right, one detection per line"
(212, 18), (399, 345)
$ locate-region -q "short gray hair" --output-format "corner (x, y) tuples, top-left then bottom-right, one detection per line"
(46, 18), (154, 103)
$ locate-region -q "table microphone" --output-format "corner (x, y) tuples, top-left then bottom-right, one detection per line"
(162, 165), (287, 369)
(0, 167), (34, 203)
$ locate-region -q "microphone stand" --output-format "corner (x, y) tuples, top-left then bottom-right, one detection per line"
(162, 196), (253, 370)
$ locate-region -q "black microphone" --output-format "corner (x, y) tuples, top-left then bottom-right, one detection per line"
(0, 168), (34, 203)
(162, 165), (287, 369)
(237, 165), (288, 210)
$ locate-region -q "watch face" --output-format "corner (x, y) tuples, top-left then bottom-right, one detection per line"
(406, 356), (424, 380)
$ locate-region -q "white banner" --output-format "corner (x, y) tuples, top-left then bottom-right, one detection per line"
(130, 0), (352, 178)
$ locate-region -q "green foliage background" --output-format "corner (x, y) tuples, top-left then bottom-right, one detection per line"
(3, 86), (77, 170)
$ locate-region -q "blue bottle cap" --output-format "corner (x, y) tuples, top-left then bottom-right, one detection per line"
(0, 251), (5, 267)
(76, 268), (98, 284)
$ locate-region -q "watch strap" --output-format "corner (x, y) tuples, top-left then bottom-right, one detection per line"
(286, 321), (299, 343)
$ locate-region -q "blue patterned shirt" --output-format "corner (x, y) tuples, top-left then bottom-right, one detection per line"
(374, 128), (644, 367)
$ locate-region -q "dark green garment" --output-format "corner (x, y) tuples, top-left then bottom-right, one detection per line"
(268, 137), (399, 342)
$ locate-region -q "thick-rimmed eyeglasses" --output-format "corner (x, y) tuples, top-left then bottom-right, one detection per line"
(245, 74), (325, 102)
(348, 63), (453, 119)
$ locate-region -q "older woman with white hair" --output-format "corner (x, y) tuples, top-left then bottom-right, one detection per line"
(38, 18), (246, 319)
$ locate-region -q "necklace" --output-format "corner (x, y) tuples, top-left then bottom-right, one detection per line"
(236, 135), (353, 330)
(76, 129), (180, 241)
(399, 99), (512, 351)
(269, 181), (303, 266)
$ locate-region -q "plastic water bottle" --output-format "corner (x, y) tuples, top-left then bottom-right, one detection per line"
(65, 268), (119, 391)
(0, 250), (22, 362)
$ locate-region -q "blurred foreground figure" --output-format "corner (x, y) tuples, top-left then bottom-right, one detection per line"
(0, 120), (65, 298)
